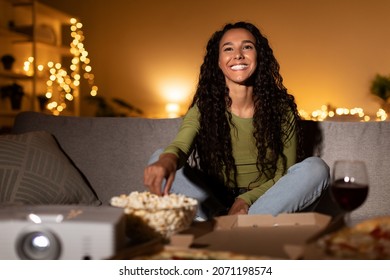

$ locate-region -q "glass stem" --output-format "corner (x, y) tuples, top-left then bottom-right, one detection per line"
(343, 211), (352, 227)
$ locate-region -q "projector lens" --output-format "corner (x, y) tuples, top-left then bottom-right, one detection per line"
(17, 230), (61, 260)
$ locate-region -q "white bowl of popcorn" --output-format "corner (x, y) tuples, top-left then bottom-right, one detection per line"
(110, 191), (198, 241)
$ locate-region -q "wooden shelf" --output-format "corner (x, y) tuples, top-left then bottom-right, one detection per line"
(0, 110), (21, 117)
(0, 27), (30, 40)
(0, 70), (33, 80)
(13, 0), (74, 24)
(12, 40), (72, 56)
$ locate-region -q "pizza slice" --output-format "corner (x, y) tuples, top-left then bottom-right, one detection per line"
(317, 216), (390, 259)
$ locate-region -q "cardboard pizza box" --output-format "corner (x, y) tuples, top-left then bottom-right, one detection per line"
(171, 212), (332, 259)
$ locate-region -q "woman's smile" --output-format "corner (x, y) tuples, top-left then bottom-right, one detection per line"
(230, 64), (249, 71)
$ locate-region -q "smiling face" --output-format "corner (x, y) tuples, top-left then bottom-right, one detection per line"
(218, 28), (257, 87)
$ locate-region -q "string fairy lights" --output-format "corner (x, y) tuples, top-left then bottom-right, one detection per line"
(45, 61), (74, 114)
(22, 17), (98, 115)
(69, 17), (98, 97)
(299, 104), (388, 122)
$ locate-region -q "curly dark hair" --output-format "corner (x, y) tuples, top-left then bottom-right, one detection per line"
(190, 21), (302, 190)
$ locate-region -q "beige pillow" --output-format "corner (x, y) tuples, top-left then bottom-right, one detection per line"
(0, 131), (101, 205)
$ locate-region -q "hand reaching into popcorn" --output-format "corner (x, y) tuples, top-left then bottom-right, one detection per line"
(144, 153), (178, 196)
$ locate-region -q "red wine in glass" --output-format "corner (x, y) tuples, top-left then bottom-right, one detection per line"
(331, 160), (369, 226)
(331, 179), (369, 211)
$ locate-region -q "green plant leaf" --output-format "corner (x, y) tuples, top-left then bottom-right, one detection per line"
(370, 74), (390, 101)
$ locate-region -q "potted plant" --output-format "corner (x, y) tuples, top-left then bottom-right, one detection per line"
(370, 74), (390, 113)
(1, 54), (15, 71)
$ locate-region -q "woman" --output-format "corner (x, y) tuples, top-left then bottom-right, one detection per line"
(144, 21), (329, 220)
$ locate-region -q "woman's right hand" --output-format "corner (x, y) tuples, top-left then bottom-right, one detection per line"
(143, 153), (178, 195)
(228, 198), (249, 215)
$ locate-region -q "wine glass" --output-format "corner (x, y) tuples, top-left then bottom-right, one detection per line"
(330, 160), (369, 227)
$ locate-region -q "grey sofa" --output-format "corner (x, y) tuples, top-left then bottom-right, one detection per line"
(8, 111), (390, 224)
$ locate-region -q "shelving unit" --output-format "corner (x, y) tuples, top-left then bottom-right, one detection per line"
(0, 0), (79, 129)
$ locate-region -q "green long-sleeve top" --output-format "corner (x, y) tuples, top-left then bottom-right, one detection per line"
(163, 106), (297, 206)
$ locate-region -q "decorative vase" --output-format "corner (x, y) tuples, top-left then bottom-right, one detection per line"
(0, 83), (24, 110)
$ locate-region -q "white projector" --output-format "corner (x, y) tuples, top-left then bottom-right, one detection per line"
(0, 205), (127, 260)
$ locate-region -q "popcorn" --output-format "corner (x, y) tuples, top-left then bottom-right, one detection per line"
(110, 191), (197, 210)
(110, 192), (198, 241)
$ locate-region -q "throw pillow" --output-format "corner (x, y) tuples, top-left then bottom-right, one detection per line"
(0, 131), (101, 205)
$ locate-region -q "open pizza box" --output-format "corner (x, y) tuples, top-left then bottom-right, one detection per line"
(168, 212), (334, 259)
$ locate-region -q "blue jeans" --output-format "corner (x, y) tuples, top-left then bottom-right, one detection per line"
(148, 149), (330, 220)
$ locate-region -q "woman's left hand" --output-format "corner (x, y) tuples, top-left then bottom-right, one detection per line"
(228, 198), (249, 215)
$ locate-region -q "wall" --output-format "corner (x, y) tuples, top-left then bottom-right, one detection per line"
(40, 0), (390, 118)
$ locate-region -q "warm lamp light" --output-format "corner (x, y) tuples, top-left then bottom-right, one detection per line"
(165, 103), (180, 118)
(157, 79), (193, 118)
(160, 80), (192, 103)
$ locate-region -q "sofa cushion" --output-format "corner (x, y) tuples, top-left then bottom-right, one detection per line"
(12, 112), (183, 204)
(0, 131), (101, 206)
